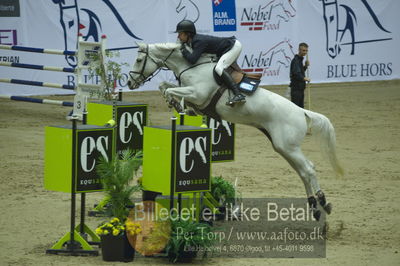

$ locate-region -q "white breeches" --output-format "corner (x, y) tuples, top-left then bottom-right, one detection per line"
(215, 40), (242, 76)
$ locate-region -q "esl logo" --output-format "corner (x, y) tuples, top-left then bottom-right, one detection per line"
(116, 106), (147, 155)
(208, 118), (235, 162)
(212, 0), (237, 32)
(77, 130), (113, 192)
(175, 130), (211, 193)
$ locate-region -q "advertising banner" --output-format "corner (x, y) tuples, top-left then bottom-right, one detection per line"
(0, 0), (398, 96)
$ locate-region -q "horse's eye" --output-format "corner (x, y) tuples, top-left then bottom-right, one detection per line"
(137, 58), (142, 63)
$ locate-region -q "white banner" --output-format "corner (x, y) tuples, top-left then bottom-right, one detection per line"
(0, 0), (398, 96)
(299, 0), (398, 83)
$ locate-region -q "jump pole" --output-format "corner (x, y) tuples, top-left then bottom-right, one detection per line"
(0, 95), (73, 106)
(0, 44), (76, 56)
(0, 61), (75, 73)
(0, 78), (75, 90)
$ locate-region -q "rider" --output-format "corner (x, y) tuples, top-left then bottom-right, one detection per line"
(175, 20), (246, 105)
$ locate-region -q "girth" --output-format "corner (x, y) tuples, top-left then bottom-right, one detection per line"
(186, 86), (227, 122)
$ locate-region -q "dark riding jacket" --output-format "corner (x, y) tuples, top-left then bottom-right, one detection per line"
(290, 54), (308, 91)
(181, 34), (235, 64)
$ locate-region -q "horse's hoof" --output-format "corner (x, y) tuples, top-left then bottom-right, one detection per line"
(313, 210), (321, 221)
(322, 202), (332, 215)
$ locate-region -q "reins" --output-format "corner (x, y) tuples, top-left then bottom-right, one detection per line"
(176, 57), (218, 85)
(129, 45), (175, 86)
(130, 44), (217, 87)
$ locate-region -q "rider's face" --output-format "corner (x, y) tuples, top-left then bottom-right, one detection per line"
(298, 46), (308, 57)
(178, 32), (189, 43)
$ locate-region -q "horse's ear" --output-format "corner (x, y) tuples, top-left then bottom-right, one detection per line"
(136, 42), (146, 51)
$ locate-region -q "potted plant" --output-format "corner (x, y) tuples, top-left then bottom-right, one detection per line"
(96, 217), (141, 262)
(95, 149), (142, 219)
(166, 218), (215, 263)
(210, 176), (237, 218)
(95, 149), (142, 261)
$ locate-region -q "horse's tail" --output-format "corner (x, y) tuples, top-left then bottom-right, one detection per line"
(304, 109), (344, 177)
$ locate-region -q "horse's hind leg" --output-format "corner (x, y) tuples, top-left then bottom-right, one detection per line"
(316, 190), (332, 214)
(272, 140), (331, 220)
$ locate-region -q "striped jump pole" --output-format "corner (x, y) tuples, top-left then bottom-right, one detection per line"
(0, 44), (78, 90)
(0, 95), (73, 106)
(0, 62), (75, 73)
(0, 44), (76, 56)
(0, 78), (75, 90)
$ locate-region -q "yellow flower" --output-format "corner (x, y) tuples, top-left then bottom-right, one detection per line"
(126, 221), (142, 236)
(118, 225), (125, 231)
(111, 217), (120, 223)
(103, 229), (109, 235)
(112, 229), (120, 236)
(95, 228), (103, 235)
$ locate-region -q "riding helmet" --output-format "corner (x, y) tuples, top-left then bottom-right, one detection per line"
(175, 20), (196, 34)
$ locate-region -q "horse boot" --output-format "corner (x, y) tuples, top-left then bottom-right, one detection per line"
(220, 70), (246, 106)
(308, 196), (321, 221)
(167, 97), (184, 113)
(316, 190), (332, 214)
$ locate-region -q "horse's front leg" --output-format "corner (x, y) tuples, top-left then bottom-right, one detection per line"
(165, 85), (203, 106)
(158, 82), (183, 112)
(159, 81), (178, 98)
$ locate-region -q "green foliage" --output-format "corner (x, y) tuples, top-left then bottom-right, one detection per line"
(88, 50), (129, 100)
(166, 218), (214, 263)
(211, 176), (236, 205)
(96, 149), (142, 221)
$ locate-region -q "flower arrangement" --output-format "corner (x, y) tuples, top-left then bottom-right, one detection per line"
(96, 217), (126, 237)
(125, 220), (142, 236)
(96, 217), (142, 237)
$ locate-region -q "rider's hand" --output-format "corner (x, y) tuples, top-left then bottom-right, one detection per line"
(304, 77), (311, 82)
(180, 43), (186, 52)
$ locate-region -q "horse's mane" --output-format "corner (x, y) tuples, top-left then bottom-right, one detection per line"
(148, 42), (217, 65)
(151, 42), (180, 51)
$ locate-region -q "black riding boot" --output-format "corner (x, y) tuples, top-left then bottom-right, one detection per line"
(220, 70), (246, 105)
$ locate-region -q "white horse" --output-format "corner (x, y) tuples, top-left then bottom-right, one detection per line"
(128, 42), (344, 220)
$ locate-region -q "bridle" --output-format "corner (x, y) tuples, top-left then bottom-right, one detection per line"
(128, 45), (175, 88)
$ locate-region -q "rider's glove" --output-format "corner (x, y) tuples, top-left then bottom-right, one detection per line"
(180, 43), (186, 53)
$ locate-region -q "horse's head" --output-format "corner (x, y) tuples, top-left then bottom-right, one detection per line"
(127, 43), (160, 90)
(321, 0), (340, 58)
(128, 43), (182, 90)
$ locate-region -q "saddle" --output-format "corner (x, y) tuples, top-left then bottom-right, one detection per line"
(213, 62), (262, 94)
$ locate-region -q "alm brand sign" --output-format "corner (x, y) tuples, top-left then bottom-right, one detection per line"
(175, 130), (211, 193)
(116, 105), (147, 155)
(212, 0), (237, 32)
(208, 118), (235, 162)
(77, 130), (113, 192)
